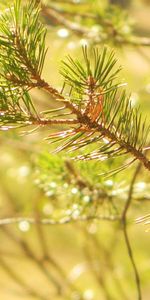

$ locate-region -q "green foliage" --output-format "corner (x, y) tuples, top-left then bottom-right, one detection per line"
(0, 87), (37, 129)
(36, 151), (150, 220)
(60, 46), (121, 93)
(0, 0), (47, 127)
(36, 152), (122, 219)
(0, 1), (150, 300)
(0, 0), (47, 78)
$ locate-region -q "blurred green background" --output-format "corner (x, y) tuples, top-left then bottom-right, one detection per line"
(0, 0), (150, 299)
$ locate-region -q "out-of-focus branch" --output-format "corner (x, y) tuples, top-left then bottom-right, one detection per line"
(2, 227), (63, 295)
(34, 206), (84, 299)
(120, 36), (150, 47)
(121, 163), (142, 300)
(41, 4), (89, 36)
(0, 257), (48, 300)
(0, 215), (120, 226)
(84, 245), (113, 300)
(85, 230), (129, 300)
(41, 4), (150, 47)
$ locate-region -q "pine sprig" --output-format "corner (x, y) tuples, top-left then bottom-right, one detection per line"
(47, 47), (150, 172)
(0, 0), (49, 106)
(0, 86), (37, 129)
(60, 46), (122, 98)
(0, 0), (47, 83)
(0, 0), (48, 126)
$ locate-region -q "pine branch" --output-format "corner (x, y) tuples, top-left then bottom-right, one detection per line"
(0, 0), (150, 174)
(0, 0), (83, 127)
(0, 1), (46, 84)
(47, 47), (150, 172)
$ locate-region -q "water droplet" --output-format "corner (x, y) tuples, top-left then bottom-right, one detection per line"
(79, 39), (88, 46)
(72, 204), (78, 209)
(57, 28), (69, 38)
(49, 181), (57, 188)
(1, 126), (9, 131)
(69, 263), (86, 281)
(104, 180), (113, 187)
(71, 187), (78, 194)
(45, 190), (54, 197)
(18, 221), (30, 232)
(83, 195), (90, 203)
(136, 182), (146, 191)
(72, 209), (80, 219)
(67, 41), (76, 49)
(18, 165), (30, 177)
(83, 289), (94, 300)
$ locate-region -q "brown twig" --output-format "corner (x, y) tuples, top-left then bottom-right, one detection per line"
(30, 117), (78, 126)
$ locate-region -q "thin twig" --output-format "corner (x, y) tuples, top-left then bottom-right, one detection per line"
(83, 242), (113, 300)
(88, 231), (129, 300)
(30, 117), (78, 126)
(0, 215), (120, 226)
(121, 162), (142, 300)
(34, 208), (83, 299)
